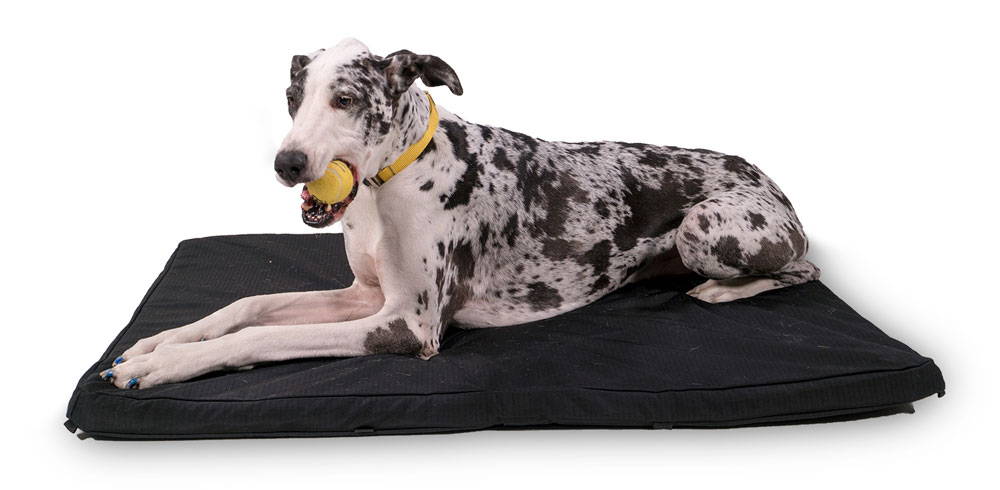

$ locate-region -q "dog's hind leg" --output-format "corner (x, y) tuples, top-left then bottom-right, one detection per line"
(675, 187), (820, 303)
(685, 260), (820, 303)
(119, 282), (384, 361)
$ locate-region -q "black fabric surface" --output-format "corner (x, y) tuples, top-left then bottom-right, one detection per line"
(66, 234), (944, 439)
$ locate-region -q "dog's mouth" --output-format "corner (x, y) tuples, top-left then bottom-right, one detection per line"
(299, 163), (360, 228)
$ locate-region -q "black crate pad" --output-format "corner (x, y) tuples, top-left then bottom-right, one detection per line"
(65, 234), (944, 439)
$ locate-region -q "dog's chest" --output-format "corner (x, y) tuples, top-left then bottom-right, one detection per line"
(340, 189), (383, 287)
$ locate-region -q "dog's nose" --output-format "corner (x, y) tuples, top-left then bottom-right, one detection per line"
(274, 150), (308, 181)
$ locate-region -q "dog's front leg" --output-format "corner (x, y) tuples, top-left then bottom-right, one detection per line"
(118, 282), (384, 361)
(101, 306), (435, 389)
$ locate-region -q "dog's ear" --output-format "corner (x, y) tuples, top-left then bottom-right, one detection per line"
(289, 50), (323, 80)
(376, 50), (463, 97)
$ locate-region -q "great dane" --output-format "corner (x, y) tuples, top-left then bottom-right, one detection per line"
(101, 38), (819, 389)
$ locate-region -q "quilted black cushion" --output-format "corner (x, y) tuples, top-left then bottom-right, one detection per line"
(65, 234), (944, 439)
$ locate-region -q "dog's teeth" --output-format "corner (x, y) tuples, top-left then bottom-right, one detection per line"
(325, 204), (333, 213)
(301, 202), (313, 211)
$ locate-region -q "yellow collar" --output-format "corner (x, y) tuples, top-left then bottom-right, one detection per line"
(363, 92), (438, 188)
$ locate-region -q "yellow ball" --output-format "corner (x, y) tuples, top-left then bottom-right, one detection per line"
(306, 160), (354, 204)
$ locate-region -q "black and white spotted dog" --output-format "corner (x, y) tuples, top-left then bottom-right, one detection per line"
(102, 38), (818, 389)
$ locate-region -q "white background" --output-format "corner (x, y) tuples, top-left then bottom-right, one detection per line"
(1, 1), (997, 488)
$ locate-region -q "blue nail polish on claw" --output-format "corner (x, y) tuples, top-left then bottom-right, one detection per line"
(126, 378), (140, 389)
(113, 356), (125, 366)
(101, 370), (114, 381)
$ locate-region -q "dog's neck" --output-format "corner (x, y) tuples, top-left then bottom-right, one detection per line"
(341, 87), (438, 238)
(373, 88), (434, 173)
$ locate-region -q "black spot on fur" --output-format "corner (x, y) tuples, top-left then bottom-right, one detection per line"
(572, 143), (602, 156)
(784, 222), (807, 257)
(683, 178), (704, 197)
(747, 212), (767, 230)
(722, 155), (762, 184)
(435, 239), (477, 332)
(440, 120), (481, 209)
(419, 180), (434, 191)
(421, 137), (436, 155)
(589, 274), (611, 295)
(747, 237), (795, 273)
(518, 164), (558, 212)
(613, 169), (690, 251)
(478, 222), (491, 250)
(637, 150), (667, 167)
(722, 155), (743, 172)
(541, 238), (576, 259)
(439, 283), (468, 333)
(500, 214), (519, 246)
(452, 239), (476, 279)
(594, 200), (610, 218)
(434, 267), (445, 305)
(577, 240), (612, 276)
(523, 282), (563, 311)
(697, 214), (711, 233)
(492, 147), (514, 171)
(711, 235), (744, 268)
(364, 318), (422, 355)
(530, 177), (586, 242)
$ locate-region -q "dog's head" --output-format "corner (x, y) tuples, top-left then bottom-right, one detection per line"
(274, 38), (462, 227)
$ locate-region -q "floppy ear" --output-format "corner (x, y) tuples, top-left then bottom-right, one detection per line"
(290, 50), (324, 80)
(289, 55), (311, 79)
(377, 49), (463, 97)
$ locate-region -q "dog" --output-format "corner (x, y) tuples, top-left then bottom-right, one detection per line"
(101, 38), (819, 389)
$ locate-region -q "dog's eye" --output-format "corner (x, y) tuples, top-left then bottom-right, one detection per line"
(334, 95), (353, 109)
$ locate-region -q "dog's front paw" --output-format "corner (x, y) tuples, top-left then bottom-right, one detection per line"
(99, 342), (215, 389)
(116, 331), (178, 366)
(115, 324), (212, 367)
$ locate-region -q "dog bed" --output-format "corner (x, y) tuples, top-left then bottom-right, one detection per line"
(65, 234), (944, 439)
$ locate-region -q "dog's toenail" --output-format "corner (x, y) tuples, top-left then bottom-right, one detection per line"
(113, 356), (125, 366)
(100, 370), (114, 381)
(126, 378), (140, 389)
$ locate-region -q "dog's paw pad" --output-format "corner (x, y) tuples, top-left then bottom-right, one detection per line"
(112, 356), (125, 366)
(100, 370), (114, 381)
(126, 377), (140, 389)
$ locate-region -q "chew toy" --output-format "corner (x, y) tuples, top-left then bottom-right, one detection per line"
(305, 160), (354, 204)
